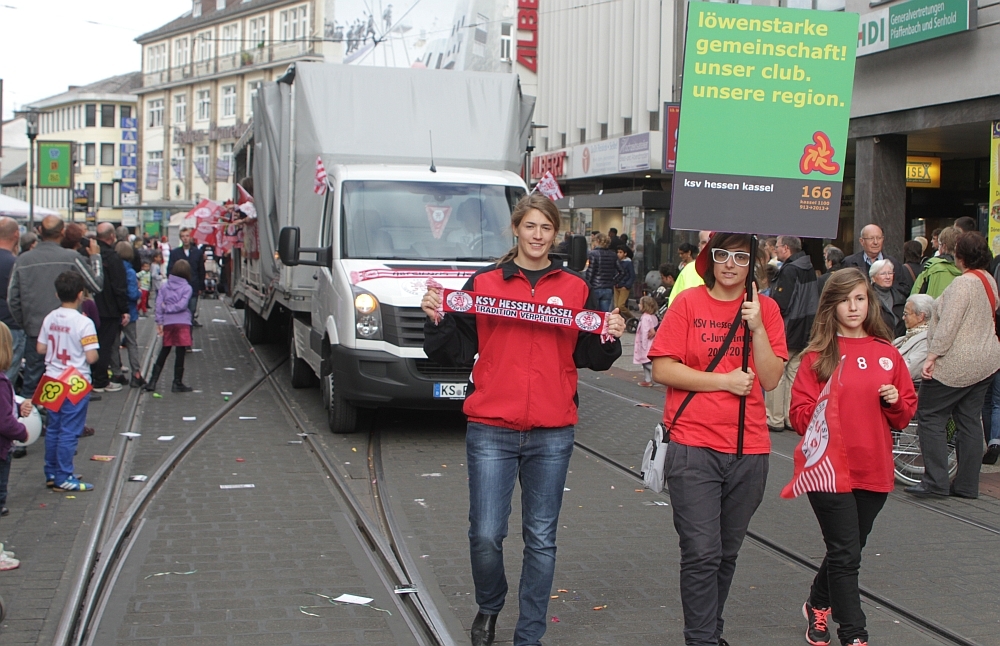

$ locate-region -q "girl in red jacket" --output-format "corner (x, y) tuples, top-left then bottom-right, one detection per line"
(421, 194), (624, 646)
(790, 268), (917, 646)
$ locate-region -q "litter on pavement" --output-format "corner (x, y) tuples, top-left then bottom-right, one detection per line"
(144, 570), (197, 580)
(157, 436), (175, 441)
(182, 417), (196, 421)
(219, 484), (255, 489)
(91, 455), (115, 461)
(121, 432), (141, 438)
(129, 475), (148, 482)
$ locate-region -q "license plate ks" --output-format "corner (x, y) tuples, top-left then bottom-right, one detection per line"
(434, 383), (467, 399)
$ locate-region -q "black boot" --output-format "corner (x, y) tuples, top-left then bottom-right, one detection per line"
(470, 612), (497, 646)
(142, 364), (163, 392)
(171, 367), (193, 393)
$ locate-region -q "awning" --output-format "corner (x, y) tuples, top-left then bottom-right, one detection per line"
(0, 193), (59, 219)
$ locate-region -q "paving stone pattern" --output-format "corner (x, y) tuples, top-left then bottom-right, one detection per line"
(0, 317), (156, 644)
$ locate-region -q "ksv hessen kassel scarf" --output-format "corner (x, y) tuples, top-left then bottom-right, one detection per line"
(781, 360), (853, 499)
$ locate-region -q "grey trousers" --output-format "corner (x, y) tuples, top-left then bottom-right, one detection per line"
(111, 321), (141, 377)
(665, 442), (769, 646)
(916, 377), (991, 497)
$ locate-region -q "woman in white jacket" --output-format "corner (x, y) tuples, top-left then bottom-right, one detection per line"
(893, 294), (934, 382)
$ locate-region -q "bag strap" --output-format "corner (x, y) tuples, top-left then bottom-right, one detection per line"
(972, 269), (997, 312)
(904, 263), (916, 282)
(668, 304), (745, 429)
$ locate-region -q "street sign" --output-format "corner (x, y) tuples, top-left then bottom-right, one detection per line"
(858, 0), (971, 57)
(37, 141), (73, 189)
(670, 3), (858, 238)
(121, 192), (139, 206)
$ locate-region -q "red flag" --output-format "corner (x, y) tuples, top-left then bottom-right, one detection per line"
(32, 375), (68, 412)
(535, 171), (564, 200)
(781, 362), (853, 499)
(237, 183), (254, 205)
(59, 367), (93, 405)
(425, 205), (451, 239)
(314, 156), (328, 195)
(189, 199), (224, 247)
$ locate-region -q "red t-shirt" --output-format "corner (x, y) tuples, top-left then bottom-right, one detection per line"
(790, 336), (917, 492)
(648, 285), (788, 454)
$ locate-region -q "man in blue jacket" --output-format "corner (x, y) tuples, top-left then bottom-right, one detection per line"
(167, 228), (205, 327)
(613, 246), (635, 320)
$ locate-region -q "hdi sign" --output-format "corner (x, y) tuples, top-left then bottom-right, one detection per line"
(857, 0), (973, 56)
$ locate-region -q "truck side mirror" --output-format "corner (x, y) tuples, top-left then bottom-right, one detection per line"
(278, 227), (300, 266)
(567, 235), (588, 272)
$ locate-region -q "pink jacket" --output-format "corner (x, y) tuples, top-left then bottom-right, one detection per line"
(633, 313), (658, 364)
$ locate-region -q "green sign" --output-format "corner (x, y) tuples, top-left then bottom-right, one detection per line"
(37, 141), (73, 189)
(671, 3), (858, 238)
(858, 0), (970, 57)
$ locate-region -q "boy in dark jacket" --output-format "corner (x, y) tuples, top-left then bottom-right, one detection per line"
(613, 247), (636, 320)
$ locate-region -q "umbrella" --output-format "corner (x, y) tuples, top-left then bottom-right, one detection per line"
(0, 194), (59, 219)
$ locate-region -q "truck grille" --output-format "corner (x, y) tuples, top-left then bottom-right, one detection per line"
(382, 305), (428, 348)
(413, 360), (471, 380)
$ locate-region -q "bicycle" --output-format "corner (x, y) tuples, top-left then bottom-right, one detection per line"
(892, 417), (958, 486)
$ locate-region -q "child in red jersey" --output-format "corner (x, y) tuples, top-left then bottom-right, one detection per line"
(790, 268), (917, 646)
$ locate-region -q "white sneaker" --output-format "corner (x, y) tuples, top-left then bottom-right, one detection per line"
(0, 543), (13, 559)
(0, 553), (19, 570)
(96, 382), (123, 392)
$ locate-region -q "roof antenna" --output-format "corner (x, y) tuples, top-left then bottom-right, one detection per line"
(428, 130), (437, 173)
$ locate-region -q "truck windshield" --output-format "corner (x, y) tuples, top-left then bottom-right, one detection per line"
(342, 181), (524, 260)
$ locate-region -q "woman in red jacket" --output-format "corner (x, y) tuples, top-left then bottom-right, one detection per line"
(421, 194), (624, 646)
(790, 269), (917, 646)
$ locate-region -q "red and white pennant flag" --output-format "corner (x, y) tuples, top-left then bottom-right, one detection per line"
(534, 171), (564, 201)
(314, 156), (328, 195)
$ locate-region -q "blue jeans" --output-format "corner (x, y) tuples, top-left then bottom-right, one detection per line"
(466, 422), (574, 646)
(0, 451), (10, 508)
(44, 394), (90, 485)
(5, 328), (25, 384)
(984, 370), (1000, 446)
(592, 287), (613, 312)
(20, 335), (45, 399)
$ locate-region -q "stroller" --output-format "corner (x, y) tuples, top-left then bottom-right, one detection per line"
(203, 254), (220, 298)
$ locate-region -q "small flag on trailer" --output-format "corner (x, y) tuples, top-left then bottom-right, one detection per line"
(314, 156), (328, 195)
(535, 171), (564, 201)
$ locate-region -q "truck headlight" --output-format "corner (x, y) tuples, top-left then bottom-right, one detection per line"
(352, 288), (382, 340)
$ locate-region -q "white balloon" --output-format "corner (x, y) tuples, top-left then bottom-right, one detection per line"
(13, 396), (42, 447)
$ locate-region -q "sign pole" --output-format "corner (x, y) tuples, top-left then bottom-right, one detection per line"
(736, 234), (758, 459)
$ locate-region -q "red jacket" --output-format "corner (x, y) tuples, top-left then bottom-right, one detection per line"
(424, 261), (622, 431)
(790, 336), (917, 492)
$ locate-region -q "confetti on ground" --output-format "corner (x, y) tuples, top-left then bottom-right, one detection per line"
(564, 488), (571, 491)
(298, 592), (392, 617)
(191, 349), (203, 353)
(157, 436), (175, 441)
(221, 391), (233, 395)
(551, 617), (560, 622)
(236, 458), (245, 463)
(144, 570), (197, 580)
(220, 484), (255, 489)
(593, 605), (607, 611)
(635, 403), (653, 408)
(121, 432), (140, 438)
(238, 416), (257, 420)
(643, 501), (670, 506)
(91, 455), (115, 461)
(334, 594), (373, 605)
(211, 318), (228, 323)
(550, 595), (559, 599)
(152, 393), (162, 398)
(635, 489), (644, 492)
(422, 473), (442, 477)
(182, 417), (196, 421)
(557, 589), (569, 593)
(129, 475), (148, 482)
(394, 585), (417, 594)
(288, 440), (303, 444)
(65, 495), (75, 499)
(224, 367), (236, 371)
(414, 499), (428, 508)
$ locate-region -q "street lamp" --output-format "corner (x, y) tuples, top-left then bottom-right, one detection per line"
(24, 111), (38, 229)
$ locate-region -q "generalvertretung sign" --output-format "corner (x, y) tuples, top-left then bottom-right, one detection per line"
(670, 3), (858, 238)
(857, 0), (971, 57)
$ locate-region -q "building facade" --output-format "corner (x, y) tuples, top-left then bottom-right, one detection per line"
(19, 73), (142, 224)
(0, 117), (29, 202)
(135, 0), (345, 220)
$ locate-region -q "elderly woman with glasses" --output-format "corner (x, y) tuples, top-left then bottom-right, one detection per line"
(869, 259), (906, 337)
(894, 294), (934, 382)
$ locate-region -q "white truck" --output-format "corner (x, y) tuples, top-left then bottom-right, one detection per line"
(232, 62), (534, 433)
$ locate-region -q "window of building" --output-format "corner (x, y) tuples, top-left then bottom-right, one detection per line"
(280, 5), (309, 41)
(147, 43), (167, 72)
(174, 94), (187, 125)
(649, 110), (659, 131)
(148, 151), (163, 184)
(195, 145), (210, 180)
(193, 1), (202, 17)
(172, 147), (187, 178)
(249, 16), (268, 47)
(147, 99), (164, 127)
(101, 143), (115, 166)
(221, 85), (237, 118)
(84, 183), (95, 207)
(220, 142), (234, 179)
(85, 104), (96, 128)
(84, 143), (96, 166)
(500, 23), (512, 61)
(474, 14), (489, 57)
(247, 80), (262, 117)
(195, 30), (214, 61)
(100, 104), (115, 128)
(196, 90), (211, 121)
(121, 105), (132, 120)
(175, 37), (190, 66)
(216, 0), (225, 9)
(100, 183), (114, 207)
(623, 117), (632, 136)
(221, 23), (241, 55)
